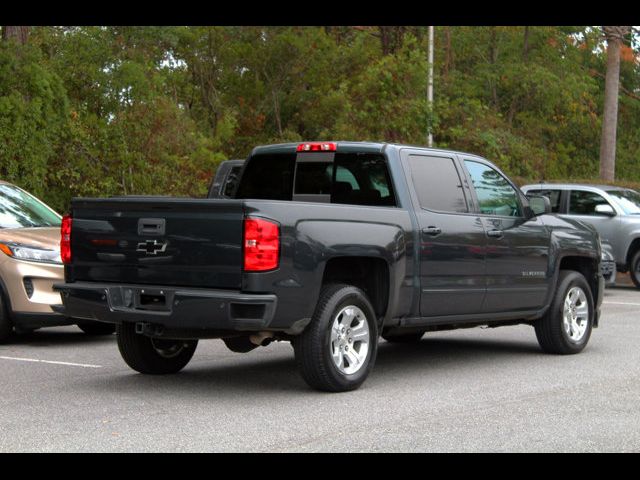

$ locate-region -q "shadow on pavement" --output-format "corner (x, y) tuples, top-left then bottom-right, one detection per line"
(79, 334), (543, 395)
(7, 327), (115, 347)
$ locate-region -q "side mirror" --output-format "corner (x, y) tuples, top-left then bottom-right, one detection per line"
(595, 204), (616, 216)
(527, 195), (552, 216)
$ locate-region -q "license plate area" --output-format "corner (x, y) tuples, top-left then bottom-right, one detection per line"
(107, 287), (174, 312)
(135, 288), (171, 311)
(139, 292), (166, 309)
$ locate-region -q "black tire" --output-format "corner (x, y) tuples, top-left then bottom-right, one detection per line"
(535, 270), (594, 354)
(292, 284), (378, 392)
(77, 322), (116, 336)
(629, 250), (640, 289)
(116, 322), (198, 374)
(382, 331), (425, 343)
(0, 291), (12, 344)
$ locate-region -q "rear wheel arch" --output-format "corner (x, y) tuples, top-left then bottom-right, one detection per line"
(320, 256), (391, 326)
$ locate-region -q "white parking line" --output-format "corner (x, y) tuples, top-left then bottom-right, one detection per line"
(603, 301), (640, 307)
(0, 356), (102, 368)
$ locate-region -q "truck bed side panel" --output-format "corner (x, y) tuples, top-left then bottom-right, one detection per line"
(241, 200), (416, 329)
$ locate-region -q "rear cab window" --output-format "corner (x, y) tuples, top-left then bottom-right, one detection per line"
(235, 149), (397, 207)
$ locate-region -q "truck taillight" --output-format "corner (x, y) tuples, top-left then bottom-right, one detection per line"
(296, 142), (336, 152)
(244, 217), (279, 272)
(61, 214), (72, 264)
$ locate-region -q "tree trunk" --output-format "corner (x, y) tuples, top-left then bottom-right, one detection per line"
(599, 26), (630, 181)
(488, 27), (499, 108)
(444, 27), (452, 78)
(2, 26), (30, 44)
(272, 87), (283, 137)
(523, 26), (530, 62)
(378, 26), (405, 55)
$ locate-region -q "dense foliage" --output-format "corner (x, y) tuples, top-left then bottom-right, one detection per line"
(0, 26), (638, 212)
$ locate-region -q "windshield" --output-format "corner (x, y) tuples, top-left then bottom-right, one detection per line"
(0, 184), (61, 229)
(606, 189), (640, 215)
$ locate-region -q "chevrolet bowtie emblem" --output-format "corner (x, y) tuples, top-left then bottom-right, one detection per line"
(136, 239), (168, 255)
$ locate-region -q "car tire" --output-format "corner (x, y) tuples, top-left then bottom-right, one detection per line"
(292, 283), (378, 392)
(0, 291), (12, 344)
(77, 322), (116, 336)
(629, 250), (640, 289)
(535, 270), (594, 354)
(382, 331), (425, 343)
(116, 322), (197, 374)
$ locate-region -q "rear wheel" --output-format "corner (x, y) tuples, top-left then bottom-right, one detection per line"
(77, 322), (116, 336)
(535, 270), (593, 354)
(116, 323), (197, 374)
(629, 250), (640, 289)
(293, 284), (378, 392)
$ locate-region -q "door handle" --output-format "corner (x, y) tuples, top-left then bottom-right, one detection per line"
(486, 229), (504, 238)
(422, 226), (442, 236)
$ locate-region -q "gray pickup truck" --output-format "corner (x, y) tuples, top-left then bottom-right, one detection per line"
(55, 142), (604, 392)
(522, 183), (640, 288)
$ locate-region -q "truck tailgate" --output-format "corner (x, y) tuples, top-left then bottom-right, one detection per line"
(68, 197), (244, 289)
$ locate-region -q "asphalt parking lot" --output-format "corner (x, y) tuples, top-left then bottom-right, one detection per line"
(1, 276), (639, 452)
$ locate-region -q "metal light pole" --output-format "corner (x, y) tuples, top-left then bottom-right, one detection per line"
(427, 25), (434, 147)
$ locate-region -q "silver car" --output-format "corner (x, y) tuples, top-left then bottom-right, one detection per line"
(521, 183), (640, 288)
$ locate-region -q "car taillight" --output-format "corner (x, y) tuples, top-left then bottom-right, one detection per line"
(244, 217), (279, 271)
(61, 214), (72, 264)
(296, 142), (336, 152)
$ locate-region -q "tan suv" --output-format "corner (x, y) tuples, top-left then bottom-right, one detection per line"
(0, 181), (115, 342)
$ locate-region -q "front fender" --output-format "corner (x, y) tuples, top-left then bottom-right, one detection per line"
(539, 214), (601, 312)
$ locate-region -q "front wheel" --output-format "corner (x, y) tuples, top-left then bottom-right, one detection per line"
(293, 284), (378, 392)
(629, 250), (640, 289)
(535, 270), (594, 354)
(116, 323), (198, 374)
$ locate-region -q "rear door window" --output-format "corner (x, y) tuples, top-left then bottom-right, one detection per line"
(407, 155), (468, 213)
